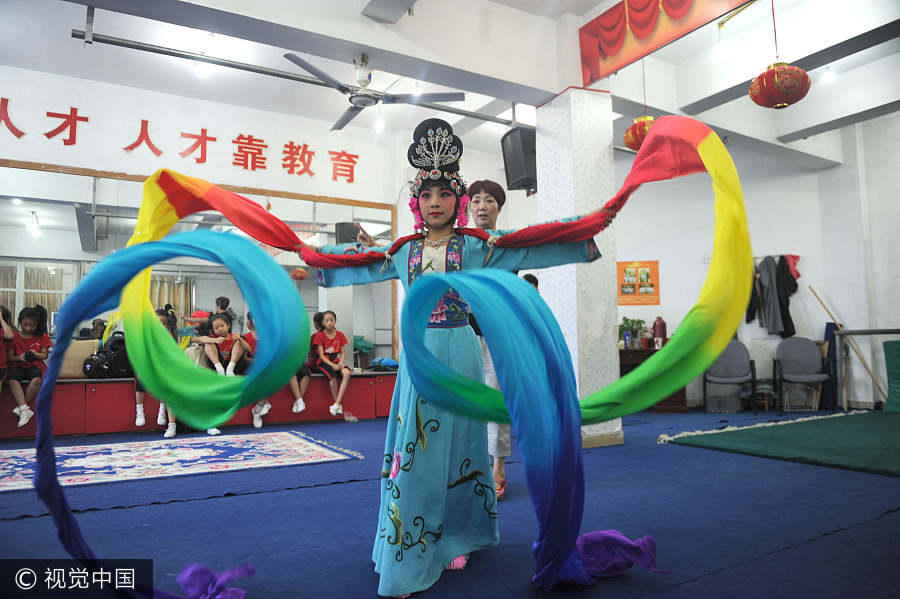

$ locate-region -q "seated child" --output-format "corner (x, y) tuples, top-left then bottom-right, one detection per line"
(6, 305), (52, 428)
(1, 305), (15, 424)
(312, 310), (352, 417)
(135, 307), (176, 427)
(195, 313), (244, 376)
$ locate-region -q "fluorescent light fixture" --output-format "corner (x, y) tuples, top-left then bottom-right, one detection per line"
(373, 118), (385, 133)
(12, 198), (21, 205)
(412, 81), (422, 96)
(820, 67), (835, 84)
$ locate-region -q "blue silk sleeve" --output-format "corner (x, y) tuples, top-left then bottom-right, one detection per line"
(315, 242), (399, 288)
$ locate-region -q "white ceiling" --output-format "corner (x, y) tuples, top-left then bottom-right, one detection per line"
(489, 0), (606, 20)
(1, 0), (898, 164)
(0, 0), (501, 149)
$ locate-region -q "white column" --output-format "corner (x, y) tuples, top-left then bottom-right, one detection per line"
(535, 89), (622, 446)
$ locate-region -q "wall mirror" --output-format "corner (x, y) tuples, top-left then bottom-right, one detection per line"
(0, 163), (397, 361)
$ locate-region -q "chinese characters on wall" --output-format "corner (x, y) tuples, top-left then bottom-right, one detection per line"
(0, 98), (361, 183)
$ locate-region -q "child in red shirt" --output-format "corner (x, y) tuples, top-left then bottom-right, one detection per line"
(311, 310), (352, 416)
(1, 305), (15, 423)
(6, 305), (52, 428)
(196, 313), (244, 377)
(289, 311), (324, 414)
(240, 313), (268, 428)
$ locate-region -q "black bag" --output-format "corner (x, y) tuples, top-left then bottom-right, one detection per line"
(82, 351), (110, 378)
(82, 332), (133, 379)
(105, 331), (134, 378)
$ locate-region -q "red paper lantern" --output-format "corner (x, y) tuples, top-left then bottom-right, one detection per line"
(624, 116), (654, 151)
(749, 63), (811, 109)
(290, 267), (308, 281)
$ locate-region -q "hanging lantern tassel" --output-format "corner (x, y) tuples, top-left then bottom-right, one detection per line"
(749, 63), (811, 109)
(290, 267), (308, 281)
(624, 116), (654, 151)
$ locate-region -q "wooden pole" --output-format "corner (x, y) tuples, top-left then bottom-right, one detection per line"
(808, 286), (888, 400)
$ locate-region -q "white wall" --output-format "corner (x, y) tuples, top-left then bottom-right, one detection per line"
(858, 112), (900, 404)
(609, 116), (900, 406)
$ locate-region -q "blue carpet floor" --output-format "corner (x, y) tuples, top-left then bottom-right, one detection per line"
(2, 410), (899, 598)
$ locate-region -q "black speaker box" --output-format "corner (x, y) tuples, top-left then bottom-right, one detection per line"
(335, 222), (358, 244)
(501, 127), (537, 191)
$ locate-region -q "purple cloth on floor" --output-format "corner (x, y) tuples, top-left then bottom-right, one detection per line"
(176, 563), (254, 599)
(576, 530), (661, 578)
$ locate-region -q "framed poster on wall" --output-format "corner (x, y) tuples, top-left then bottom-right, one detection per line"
(617, 260), (659, 305)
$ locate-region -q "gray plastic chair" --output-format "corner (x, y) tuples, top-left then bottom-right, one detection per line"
(704, 340), (758, 412)
(774, 337), (830, 411)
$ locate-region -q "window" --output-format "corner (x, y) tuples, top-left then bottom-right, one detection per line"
(0, 262), (16, 318)
(24, 261), (77, 319)
(0, 260), (79, 333)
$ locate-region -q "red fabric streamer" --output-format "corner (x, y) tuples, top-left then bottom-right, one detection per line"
(661, 0), (693, 21)
(154, 116), (712, 270)
(627, 0), (660, 40)
(491, 116), (708, 249)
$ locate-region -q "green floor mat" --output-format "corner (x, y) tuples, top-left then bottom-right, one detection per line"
(885, 341), (900, 411)
(669, 412), (900, 477)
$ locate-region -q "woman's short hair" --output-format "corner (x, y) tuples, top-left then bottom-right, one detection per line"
(468, 180), (506, 209)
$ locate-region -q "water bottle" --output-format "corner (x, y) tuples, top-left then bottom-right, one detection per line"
(623, 330), (631, 349)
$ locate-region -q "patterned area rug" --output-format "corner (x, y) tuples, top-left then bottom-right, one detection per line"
(0, 431), (362, 492)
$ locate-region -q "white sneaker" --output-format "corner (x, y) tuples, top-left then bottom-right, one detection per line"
(292, 398), (306, 414)
(252, 412), (263, 429)
(164, 423), (177, 438)
(206, 428), (221, 436)
(225, 362), (236, 376)
(12, 405), (21, 416)
(157, 404), (167, 426)
(329, 403), (342, 416)
(135, 406), (146, 427)
(17, 406), (33, 428)
(214, 363), (225, 375)
(259, 400), (272, 416)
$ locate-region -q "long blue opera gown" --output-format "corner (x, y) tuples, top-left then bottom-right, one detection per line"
(318, 231), (600, 597)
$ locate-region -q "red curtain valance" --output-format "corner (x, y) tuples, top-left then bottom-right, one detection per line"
(579, 0), (696, 84)
(627, 0), (660, 40)
(588, 2), (627, 59)
(662, 0), (693, 21)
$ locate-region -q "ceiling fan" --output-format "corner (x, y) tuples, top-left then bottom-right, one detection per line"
(283, 52), (466, 131)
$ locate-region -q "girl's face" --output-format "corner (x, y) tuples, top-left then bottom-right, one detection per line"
(212, 318), (231, 337)
(323, 313), (336, 331)
(418, 185), (457, 230)
(470, 192), (500, 229)
(20, 317), (37, 336)
(157, 314), (168, 326)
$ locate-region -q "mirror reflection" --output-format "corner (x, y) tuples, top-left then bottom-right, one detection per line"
(0, 165), (395, 363)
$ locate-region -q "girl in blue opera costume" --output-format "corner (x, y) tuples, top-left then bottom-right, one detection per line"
(315, 119), (602, 598)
